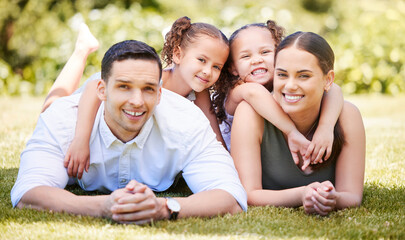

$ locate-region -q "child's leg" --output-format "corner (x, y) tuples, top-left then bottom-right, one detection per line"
(41, 23), (99, 112)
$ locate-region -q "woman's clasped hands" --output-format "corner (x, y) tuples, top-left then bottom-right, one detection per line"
(302, 181), (338, 216)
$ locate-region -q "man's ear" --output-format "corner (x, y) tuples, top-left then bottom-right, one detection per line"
(173, 46), (182, 65)
(324, 70), (334, 92)
(156, 85), (162, 105)
(97, 79), (107, 101)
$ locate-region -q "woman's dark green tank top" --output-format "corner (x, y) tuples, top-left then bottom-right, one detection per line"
(260, 120), (335, 190)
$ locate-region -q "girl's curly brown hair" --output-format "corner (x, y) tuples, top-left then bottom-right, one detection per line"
(161, 16), (229, 67)
(212, 20), (285, 126)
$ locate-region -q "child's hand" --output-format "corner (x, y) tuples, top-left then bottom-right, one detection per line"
(64, 138), (90, 179)
(305, 124), (334, 164)
(287, 129), (311, 168)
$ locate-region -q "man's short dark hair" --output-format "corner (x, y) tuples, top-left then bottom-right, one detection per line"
(101, 40), (162, 83)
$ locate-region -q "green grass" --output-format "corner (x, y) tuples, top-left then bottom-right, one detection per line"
(1, 94), (404, 239)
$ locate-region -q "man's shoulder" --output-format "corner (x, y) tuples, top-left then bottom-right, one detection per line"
(41, 94), (80, 123)
(38, 94), (80, 145)
(156, 89), (208, 122)
(42, 94), (81, 116)
(153, 89), (211, 138)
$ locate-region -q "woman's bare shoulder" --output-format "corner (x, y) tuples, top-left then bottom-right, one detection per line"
(339, 101), (364, 133)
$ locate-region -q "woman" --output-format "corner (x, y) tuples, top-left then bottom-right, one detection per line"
(231, 32), (365, 216)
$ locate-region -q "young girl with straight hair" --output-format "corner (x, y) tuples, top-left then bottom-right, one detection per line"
(231, 31), (365, 215)
(212, 20), (344, 165)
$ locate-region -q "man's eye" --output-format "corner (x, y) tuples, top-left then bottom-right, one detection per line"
(119, 85), (129, 89)
(144, 87), (155, 92)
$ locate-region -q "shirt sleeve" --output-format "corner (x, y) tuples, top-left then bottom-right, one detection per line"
(10, 113), (70, 207)
(181, 124), (248, 211)
(73, 72), (101, 95)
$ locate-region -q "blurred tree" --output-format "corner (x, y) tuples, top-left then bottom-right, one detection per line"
(301, 0), (334, 13)
(0, 0), (403, 96)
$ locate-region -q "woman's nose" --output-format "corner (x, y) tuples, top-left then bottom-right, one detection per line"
(284, 78), (298, 91)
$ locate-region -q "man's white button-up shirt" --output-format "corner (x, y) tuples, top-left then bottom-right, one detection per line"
(11, 88), (247, 211)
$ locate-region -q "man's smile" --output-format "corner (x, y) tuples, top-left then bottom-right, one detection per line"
(123, 109), (145, 117)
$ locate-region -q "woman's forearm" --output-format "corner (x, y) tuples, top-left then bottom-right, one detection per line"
(335, 191), (363, 210)
(246, 187), (305, 207)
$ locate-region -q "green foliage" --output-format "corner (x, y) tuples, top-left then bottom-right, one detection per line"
(0, 0), (404, 96)
(327, 1), (405, 94)
(1, 95), (405, 239)
(301, 0), (334, 13)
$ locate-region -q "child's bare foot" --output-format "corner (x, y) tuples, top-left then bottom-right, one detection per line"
(75, 23), (99, 55)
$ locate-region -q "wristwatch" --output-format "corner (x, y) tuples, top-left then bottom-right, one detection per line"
(165, 197), (181, 220)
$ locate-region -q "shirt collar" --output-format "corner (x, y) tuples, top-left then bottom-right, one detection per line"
(186, 90), (196, 101)
(99, 107), (154, 149)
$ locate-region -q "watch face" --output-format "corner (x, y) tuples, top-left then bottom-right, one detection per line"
(167, 198), (181, 212)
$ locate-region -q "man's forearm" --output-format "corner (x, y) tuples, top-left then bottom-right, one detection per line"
(175, 189), (242, 218)
(17, 186), (111, 218)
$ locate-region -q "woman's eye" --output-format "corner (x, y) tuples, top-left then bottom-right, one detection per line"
(198, 58), (206, 63)
(299, 74), (310, 79)
(241, 55), (249, 59)
(277, 73), (287, 78)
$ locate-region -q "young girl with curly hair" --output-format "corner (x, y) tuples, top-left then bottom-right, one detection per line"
(41, 17), (230, 179)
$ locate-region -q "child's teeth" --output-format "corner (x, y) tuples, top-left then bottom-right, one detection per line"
(252, 69), (266, 75)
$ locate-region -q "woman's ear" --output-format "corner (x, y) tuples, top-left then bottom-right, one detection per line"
(97, 79), (107, 101)
(173, 46), (182, 65)
(324, 70), (334, 92)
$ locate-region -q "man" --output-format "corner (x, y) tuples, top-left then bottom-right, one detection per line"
(11, 40), (247, 224)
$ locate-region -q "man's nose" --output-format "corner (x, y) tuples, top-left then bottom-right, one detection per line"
(129, 89), (144, 107)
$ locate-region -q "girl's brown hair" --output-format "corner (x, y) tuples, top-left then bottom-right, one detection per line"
(161, 16), (229, 66)
(212, 20), (285, 126)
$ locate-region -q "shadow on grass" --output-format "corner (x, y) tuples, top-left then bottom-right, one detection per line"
(0, 168), (192, 224)
(2, 167), (404, 239)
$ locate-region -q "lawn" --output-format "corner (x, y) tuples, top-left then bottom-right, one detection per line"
(0, 94), (404, 239)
